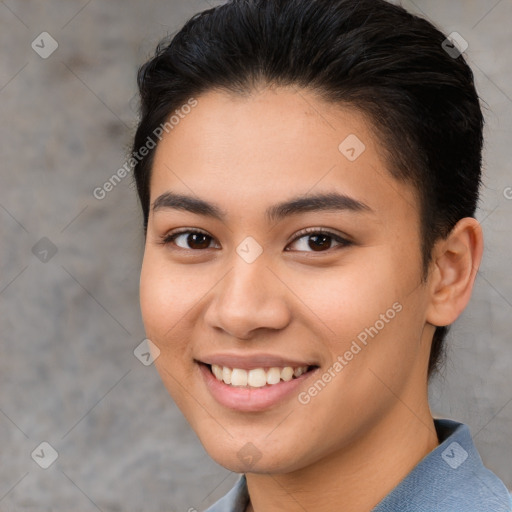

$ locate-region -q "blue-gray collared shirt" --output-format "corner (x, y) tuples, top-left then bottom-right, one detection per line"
(205, 419), (512, 512)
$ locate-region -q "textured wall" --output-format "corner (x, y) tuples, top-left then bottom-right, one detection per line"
(0, 0), (510, 510)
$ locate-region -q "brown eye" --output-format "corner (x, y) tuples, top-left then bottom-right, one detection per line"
(161, 230), (217, 250)
(307, 233), (332, 251)
(286, 229), (351, 253)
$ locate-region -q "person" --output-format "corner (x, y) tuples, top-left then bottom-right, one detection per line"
(130, 0), (512, 510)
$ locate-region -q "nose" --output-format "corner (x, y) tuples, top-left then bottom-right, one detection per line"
(203, 251), (291, 340)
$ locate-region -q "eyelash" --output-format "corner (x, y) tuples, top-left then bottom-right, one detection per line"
(158, 227), (352, 253)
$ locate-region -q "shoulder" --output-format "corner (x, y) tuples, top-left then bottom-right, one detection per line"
(203, 420), (511, 512)
(374, 419), (512, 512)
(434, 419), (511, 512)
(204, 475), (249, 512)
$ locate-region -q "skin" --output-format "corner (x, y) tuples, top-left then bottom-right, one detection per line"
(139, 85), (483, 512)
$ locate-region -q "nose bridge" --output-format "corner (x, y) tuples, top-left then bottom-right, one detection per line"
(205, 240), (290, 337)
(222, 242), (272, 311)
(229, 243), (268, 297)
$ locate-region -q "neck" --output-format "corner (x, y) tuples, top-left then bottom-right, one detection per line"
(245, 400), (439, 512)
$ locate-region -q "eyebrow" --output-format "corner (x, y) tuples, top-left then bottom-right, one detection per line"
(152, 190), (374, 223)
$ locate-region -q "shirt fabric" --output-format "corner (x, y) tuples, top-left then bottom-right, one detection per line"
(205, 419), (512, 512)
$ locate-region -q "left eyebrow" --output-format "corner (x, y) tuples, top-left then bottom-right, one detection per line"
(265, 191), (374, 223)
(151, 190), (374, 223)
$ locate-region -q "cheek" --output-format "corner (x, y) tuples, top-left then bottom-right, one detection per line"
(139, 253), (199, 406)
(286, 257), (400, 345)
(296, 252), (423, 383)
(139, 252), (193, 350)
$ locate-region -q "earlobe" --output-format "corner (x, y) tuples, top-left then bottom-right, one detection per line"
(426, 218), (484, 327)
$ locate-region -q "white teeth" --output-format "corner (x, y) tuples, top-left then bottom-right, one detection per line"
(222, 366), (232, 385)
(247, 368), (267, 387)
(210, 364), (309, 387)
(266, 367), (282, 385)
(280, 367), (294, 382)
(212, 364), (223, 381)
(231, 368), (248, 386)
(294, 367), (305, 377)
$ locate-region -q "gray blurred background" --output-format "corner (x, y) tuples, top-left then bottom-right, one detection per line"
(0, 0), (510, 510)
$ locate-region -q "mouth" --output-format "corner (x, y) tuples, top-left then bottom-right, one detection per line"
(196, 357), (320, 412)
(206, 363), (317, 388)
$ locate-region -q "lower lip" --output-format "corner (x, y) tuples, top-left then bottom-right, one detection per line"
(199, 363), (317, 412)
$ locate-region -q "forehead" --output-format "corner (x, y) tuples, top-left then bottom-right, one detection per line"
(149, 87), (418, 224)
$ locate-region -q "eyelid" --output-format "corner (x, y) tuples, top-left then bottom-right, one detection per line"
(159, 226), (352, 251)
(159, 227), (218, 248)
(286, 226), (352, 246)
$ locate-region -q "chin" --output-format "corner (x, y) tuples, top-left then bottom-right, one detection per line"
(195, 430), (305, 474)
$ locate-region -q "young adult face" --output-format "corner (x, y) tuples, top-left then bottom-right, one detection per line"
(139, 85), (446, 474)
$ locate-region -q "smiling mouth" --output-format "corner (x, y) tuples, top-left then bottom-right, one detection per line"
(206, 363), (318, 388)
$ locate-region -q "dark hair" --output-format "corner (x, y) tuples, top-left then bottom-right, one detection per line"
(131, 0), (484, 378)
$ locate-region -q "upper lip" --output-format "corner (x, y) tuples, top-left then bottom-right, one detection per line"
(197, 353), (317, 370)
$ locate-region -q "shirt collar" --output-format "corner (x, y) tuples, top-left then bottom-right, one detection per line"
(205, 419), (512, 512)
(372, 419), (511, 511)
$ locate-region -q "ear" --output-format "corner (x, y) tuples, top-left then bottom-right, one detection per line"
(425, 217), (484, 327)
